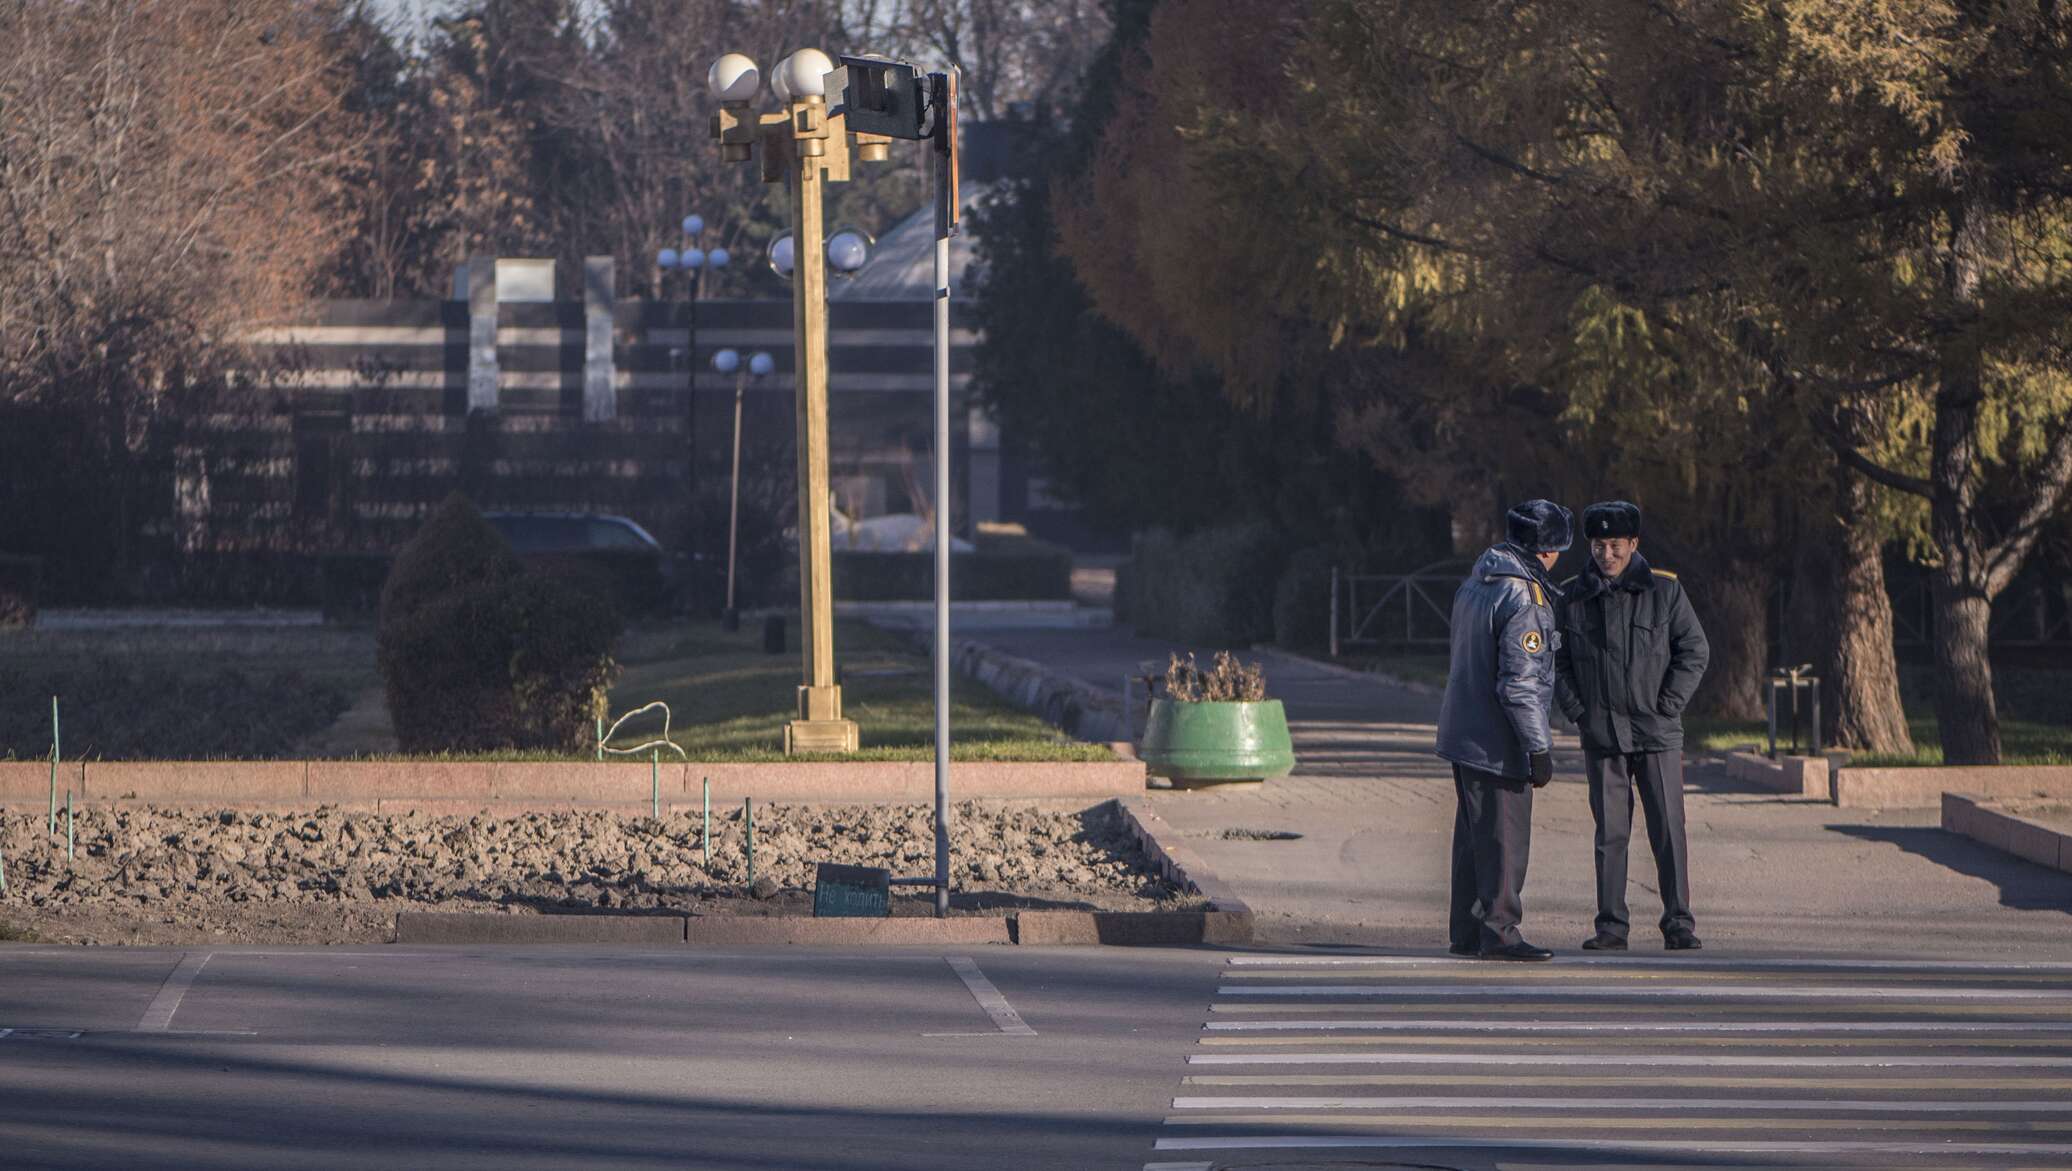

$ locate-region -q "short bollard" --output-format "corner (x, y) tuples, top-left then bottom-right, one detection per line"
(745, 798), (756, 888)
(702, 778), (711, 869)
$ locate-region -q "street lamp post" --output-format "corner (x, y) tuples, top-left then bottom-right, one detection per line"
(710, 49), (888, 755)
(711, 348), (774, 632)
(659, 215), (733, 622)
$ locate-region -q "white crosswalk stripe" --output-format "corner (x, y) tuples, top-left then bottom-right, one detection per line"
(1149, 954), (2072, 1168)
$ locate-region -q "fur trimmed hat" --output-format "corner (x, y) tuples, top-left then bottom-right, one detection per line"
(1582, 500), (1642, 541)
(1505, 499), (1574, 554)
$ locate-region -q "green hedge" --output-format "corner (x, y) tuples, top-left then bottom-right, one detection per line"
(831, 534), (1072, 601)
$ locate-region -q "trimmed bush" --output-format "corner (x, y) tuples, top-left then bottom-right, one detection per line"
(377, 494), (621, 753)
(1123, 523), (1284, 645)
(1273, 546), (1334, 653)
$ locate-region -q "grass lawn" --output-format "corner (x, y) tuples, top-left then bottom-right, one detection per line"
(1685, 713), (2072, 766)
(605, 618), (1112, 763)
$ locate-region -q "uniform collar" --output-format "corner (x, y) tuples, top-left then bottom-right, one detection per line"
(1582, 550), (1654, 596)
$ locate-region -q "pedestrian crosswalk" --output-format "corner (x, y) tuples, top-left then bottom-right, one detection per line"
(1146, 953), (2072, 1168)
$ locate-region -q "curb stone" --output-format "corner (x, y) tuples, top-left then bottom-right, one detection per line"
(1117, 797), (1255, 943)
(392, 907), (1240, 947)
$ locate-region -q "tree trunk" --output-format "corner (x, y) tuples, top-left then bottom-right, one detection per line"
(1790, 446), (1913, 754)
(1688, 568), (1767, 720)
(1929, 580), (2000, 764)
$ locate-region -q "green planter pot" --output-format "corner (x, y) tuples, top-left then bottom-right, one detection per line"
(1140, 698), (1296, 787)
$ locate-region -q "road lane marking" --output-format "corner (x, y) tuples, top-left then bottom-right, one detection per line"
(1225, 968), (2072, 984)
(1199, 1034), (2072, 1047)
(1201, 1018), (2072, 1033)
(1143, 1164), (1212, 1171)
(1155, 1135), (2072, 1155)
(1161, 1115), (2072, 1132)
(1185, 1052), (2072, 1066)
(945, 956), (1035, 1036)
(1171, 1095), (2072, 1112)
(1208, 1001), (2072, 1015)
(1224, 956), (2072, 971)
(1182, 1073), (2072, 1088)
(136, 952), (212, 1032)
(1216, 983), (2072, 1000)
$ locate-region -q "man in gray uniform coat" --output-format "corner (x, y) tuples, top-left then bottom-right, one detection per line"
(1436, 499), (1572, 962)
(1555, 500), (1710, 951)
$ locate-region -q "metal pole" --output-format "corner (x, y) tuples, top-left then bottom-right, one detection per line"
(930, 69), (958, 920)
(651, 750), (660, 820)
(49, 695), (59, 836)
(1328, 566), (1340, 659)
(1810, 678), (1823, 758)
(1765, 680), (1778, 758)
(725, 370), (746, 625)
(702, 777), (711, 869)
(65, 790), (73, 862)
(744, 797), (756, 888)
(595, 716), (604, 761)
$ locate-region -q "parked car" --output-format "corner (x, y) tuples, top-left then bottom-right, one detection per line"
(483, 511), (677, 615)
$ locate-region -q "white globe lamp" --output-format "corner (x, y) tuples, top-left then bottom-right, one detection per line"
(711, 348), (742, 375)
(749, 351), (776, 377)
(768, 234), (796, 279)
(774, 49), (834, 100)
(707, 54), (760, 103)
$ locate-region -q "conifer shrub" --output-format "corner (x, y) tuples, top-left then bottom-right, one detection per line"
(377, 494), (621, 753)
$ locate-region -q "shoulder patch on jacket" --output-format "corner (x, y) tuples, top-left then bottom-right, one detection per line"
(1521, 629), (1544, 654)
(1651, 568), (1679, 581)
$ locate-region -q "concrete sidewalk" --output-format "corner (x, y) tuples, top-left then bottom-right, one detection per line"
(979, 627), (2072, 959)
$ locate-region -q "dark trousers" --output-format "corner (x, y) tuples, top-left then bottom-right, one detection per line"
(1448, 764), (1535, 951)
(1587, 748), (1695, 938)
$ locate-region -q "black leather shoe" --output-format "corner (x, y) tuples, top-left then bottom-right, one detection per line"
(1664, 929), (1704, 951)
(1447, 943), (1478, 957)
(1480, 941), (1554, 962)
(1581, 933), (1628, 951)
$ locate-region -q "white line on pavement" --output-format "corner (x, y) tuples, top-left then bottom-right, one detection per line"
(1170, 1095), (2072, 1112)
(1143, 1164), (1213, 1171)
(1216, 984), (2072, 1000)
(1224, 956), (2072, 971)
(1153, 1137), (2072, 1156)
(945, 956), (1035, 1037)
(1202, 1019), (2072, 1032)
(136, 952), (212, 1033)
(1186, 1052), (2072, 1067)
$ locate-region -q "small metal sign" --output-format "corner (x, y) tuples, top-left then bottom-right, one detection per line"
(813, 862), (891, 918)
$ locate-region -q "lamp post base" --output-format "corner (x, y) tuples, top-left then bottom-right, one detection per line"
(784, 718), (860, 754)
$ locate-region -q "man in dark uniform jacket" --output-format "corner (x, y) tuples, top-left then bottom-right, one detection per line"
(1555, 501), (1710, 951)
(1436, 499), (1572, 962)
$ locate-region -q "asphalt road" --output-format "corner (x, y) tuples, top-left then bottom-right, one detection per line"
(6, 943), (2072, 1170)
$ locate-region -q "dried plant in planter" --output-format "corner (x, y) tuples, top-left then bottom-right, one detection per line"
(1164, 651), (1268, 702)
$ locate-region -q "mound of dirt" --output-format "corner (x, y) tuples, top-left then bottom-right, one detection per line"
(0, 800), (1195, 945)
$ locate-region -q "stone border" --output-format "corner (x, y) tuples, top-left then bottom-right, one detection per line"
(889, 629), (1133, 745)
(393, 907), (1241, 947)
(0, 758), (1145, 810)
(1724, 750), (1831, 799)
(1835, 765), (2072, 810)
(1942, 793), (2072, 873)
(1117, 797), (1254, 931)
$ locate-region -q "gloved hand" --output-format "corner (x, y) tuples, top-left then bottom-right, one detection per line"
(1528, 751), (1554, 788)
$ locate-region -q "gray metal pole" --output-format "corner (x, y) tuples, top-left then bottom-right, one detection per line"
(931, 69), (959, 919)
(726, 371), (746, 618)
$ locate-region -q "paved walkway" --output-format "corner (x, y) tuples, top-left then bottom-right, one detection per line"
(977, 628), (2072, 959)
